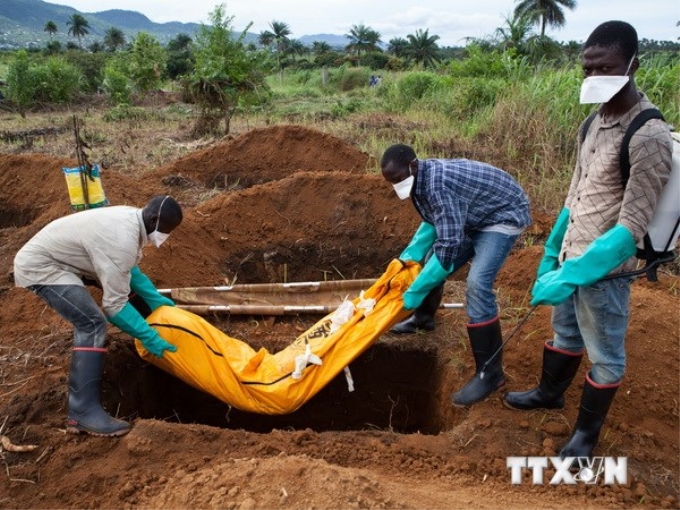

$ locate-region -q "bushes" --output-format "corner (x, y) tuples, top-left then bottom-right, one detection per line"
(33, 57), (82, 102)
(5, 51), (32, 115)
(360, 51), (390, 70)
(396, 71), (437, 100)
(281, 66), (374, 93)
(333, 66), (371, 92)
(129, 32), (167, 93)
(448, 45), (531, 81)
(103, 104), (162, 122)
(6, 51), (82, 115)
(187, 5), (270, 136)
(102, 66), (131, 105)
(636, 54), (680, 127)
(381, 71), (439, 112)
(63, 51), (107, 93)
(422, 76), (507, 119)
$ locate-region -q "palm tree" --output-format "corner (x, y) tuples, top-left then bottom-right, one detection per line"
(312, 41), (338, 68)
(88, 41), (104, 53)
(387, 37), (409, 58)
(269, 20), (291, 53)
(286, 39), (306, 57)
(264, 20), (291, 81)
(258, 31), (274, 48)
(493, 13), (534, 52)
(345, 24), (382, 56)
(405, 29), (441, 68)
(513, 0), (577, 37)
(66, 13), (90, 48)
(167, 33), (192, 52)
(103, 26), (126, 52)
(312, 41), (332, 55)
(44, 20), (57, 41)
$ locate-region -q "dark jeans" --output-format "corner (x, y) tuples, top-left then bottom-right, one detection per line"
(552, 276), (633, 384)
(29, 284), (108, 348)
(450, 230), (520, 324)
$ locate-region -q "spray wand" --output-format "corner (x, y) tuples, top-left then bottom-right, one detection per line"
(479, 305), (538, 380)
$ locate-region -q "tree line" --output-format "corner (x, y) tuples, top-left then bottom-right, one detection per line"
(33, 1), (680, 68)
(3, 2), (678, 136)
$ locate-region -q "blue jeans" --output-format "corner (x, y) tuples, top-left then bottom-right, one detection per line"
(551, 277), (633, 384)
(29, 285), (108, 348)
(450, 230), (520, 324)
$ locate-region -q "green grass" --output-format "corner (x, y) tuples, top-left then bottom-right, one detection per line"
(262, 56), (679, 214)
(2, 53), (677, 216)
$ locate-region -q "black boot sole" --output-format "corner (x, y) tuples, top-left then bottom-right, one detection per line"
(451, 378), (506, 408)
(66, 420), (131, 437)
(66, 425), (130, 437)
(502, 398), (565, 411)
(390, 325), (435, 335)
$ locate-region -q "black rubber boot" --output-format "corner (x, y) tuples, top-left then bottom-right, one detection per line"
(503, 341), (583, 410)
(391, 283), (444, 334)
(66, 348), (130, 437)
(560, 373), (620, 459)
(451, 317), (505, 407)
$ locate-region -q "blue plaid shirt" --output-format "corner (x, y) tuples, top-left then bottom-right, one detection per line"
(411, 158), (531, 270)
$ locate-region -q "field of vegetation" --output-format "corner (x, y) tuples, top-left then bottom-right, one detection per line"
(1, 5), (678, 218)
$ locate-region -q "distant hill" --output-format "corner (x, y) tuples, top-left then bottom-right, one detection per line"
(0, 0), (202, 48)
(299, 34), (351, 49)
(93, 9), (165, 31)
(0, 0), (350, 49)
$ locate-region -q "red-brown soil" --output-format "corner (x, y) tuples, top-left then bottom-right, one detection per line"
(0, 124), (677, 509)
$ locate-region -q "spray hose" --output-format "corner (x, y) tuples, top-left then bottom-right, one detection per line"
(479, 304), (538, 380)
(480, 244), (677, 379)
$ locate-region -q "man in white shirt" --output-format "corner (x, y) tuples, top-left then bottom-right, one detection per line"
(14, 195), (183, 437)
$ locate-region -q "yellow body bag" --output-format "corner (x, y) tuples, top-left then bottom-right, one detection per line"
(136, 259), (420, 415)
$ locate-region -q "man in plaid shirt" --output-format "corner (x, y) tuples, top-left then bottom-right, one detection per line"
(381, 144), (531, 407)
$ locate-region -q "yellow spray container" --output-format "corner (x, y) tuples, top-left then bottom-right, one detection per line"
(62, 164), (109, 211)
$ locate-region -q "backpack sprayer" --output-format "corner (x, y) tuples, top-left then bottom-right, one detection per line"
(605, 130), (680, 281)
(63, 116), (109, 211)
(481, 126), (680, 379)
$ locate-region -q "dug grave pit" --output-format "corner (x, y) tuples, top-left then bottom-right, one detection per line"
(102, 330), (454, 435)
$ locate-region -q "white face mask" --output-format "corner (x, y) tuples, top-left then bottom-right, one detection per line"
(391, 160), (416, 200)
(148, 230), (170, 248)
(148, 196), (170, 248)
(579, 55), (635, 104)
(393, 175), (414, 200)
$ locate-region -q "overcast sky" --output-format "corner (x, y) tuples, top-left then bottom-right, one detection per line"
(55, 0), (679, 46)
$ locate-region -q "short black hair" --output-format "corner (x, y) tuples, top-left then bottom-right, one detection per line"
(584, 20), (638, 61)
(145, 195), (182, 230)
(381, 144), (417, 168)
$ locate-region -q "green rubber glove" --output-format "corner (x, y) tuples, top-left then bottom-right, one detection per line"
(537, 208), (570, 278)
(403, 253), (452, 310)
(130, 265), (174, 312)
(531, 224), (636, 306)
(108, 302), (177, 357)
(400, 222), (437, 263)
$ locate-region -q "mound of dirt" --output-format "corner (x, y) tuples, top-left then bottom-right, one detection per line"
(149, 124), (371, 190)
(0, 124), (677, 509)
